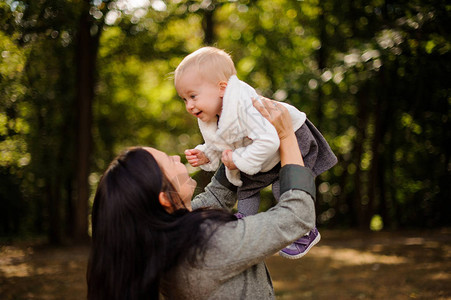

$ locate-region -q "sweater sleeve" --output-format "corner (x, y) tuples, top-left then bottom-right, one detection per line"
(195, 144), (221, 172)
(200, 165), (316, 280)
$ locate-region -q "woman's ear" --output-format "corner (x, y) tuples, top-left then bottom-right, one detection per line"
(159, 192), (174, 213)
(218, 81), (228, 97)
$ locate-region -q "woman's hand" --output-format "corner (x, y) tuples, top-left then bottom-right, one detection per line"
(252, 97), (304, 167)
(221, 149), (237, 170)
(251, 97), (293, 141)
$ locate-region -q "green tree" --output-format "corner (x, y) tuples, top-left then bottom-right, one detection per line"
(0, 0), (449, 243)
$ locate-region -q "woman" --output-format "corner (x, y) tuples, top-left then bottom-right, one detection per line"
(87, 98), (317, 299)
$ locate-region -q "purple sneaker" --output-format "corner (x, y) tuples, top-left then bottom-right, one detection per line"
(234, 212), (246, 219)
(279, 227), (321, 259)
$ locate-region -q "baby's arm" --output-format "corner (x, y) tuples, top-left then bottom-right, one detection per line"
(185, 149), (210, 167)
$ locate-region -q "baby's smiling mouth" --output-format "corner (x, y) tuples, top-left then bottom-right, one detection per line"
(195, 111), (203, 117)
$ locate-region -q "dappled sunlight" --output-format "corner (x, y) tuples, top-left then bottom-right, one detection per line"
(0, 246), (32, 277)
(428, 272), (450, 281)
(267, 230), (451, 299)
(0, 245), (86, 279)
(270, 244), (409, 294)
(308, 245), (409, 266)
(0, 245), (90, 300)
(1, 230), (450, 299)
(0, 262), (31, 278)
(0, 245), (65, 278)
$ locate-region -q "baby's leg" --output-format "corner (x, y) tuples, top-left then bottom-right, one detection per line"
(295, 119), (337, 177)
(237, 192), (261, 216)
(237, 167), (279, 216)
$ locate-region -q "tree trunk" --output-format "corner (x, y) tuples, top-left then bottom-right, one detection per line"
(375, 70), (389, 228)
(315, 5), (327, 128)
(353, 89), (370, 230)
(202, 3), (215, 45)
(73, 3), (100, 243)
(368, 97), (381, 228)
(48, 176), (63, 244)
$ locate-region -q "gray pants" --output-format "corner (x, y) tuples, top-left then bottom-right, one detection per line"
(237, 178), (281, 215)
(237, 119), (337, 216)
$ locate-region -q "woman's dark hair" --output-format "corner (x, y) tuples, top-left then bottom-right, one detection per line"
(87, 147), (235, 300)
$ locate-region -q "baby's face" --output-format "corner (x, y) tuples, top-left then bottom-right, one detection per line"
(176, 68), (224, 123)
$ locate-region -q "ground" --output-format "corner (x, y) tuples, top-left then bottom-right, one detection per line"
(1, 229), (450, 300)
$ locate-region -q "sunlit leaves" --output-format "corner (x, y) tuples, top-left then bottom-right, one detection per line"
(0, 0), (449, 237)
(0, 136), (29, 167)
(0, 31), (29, 169)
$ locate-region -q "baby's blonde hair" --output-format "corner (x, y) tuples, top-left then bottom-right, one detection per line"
(174, 47), (237, 88)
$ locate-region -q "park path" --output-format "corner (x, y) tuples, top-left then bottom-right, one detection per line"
(1, 229), (450, 299)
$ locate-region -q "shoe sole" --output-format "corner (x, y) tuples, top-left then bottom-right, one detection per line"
(278, 232), (321, 260)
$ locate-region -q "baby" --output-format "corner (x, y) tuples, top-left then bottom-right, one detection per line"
(174, 47), (337, 259)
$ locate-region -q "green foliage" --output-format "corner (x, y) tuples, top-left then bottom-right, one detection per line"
(0, 0), (449, 239)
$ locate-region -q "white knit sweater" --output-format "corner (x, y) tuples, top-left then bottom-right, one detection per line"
(195, 75), (306, 186)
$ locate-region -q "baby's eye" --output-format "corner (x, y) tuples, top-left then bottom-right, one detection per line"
(190, 94), (196, 99)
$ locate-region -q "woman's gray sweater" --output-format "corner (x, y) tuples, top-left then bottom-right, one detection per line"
(160, 164), (316, 299)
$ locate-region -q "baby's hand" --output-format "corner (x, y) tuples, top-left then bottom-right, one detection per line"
(221, 149), (237, 170)
(184, 149), (210, 167)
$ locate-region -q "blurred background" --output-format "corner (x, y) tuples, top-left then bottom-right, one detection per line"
(0, 0), (449, 245)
